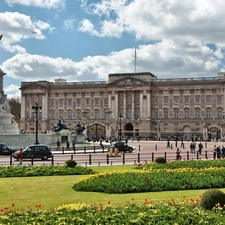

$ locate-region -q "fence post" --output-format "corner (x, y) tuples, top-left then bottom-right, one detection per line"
(62, 147), (64, 155)
(106, 154), (109, 164)
(164, 152), (166, 161)
(123, 153), (125, 165)
(84, 146), (86, 154)
(155, 145), (157, 151)
(51, 155), (54, 165)
(197, 151), (199, 160)
(102, 145), (105, 153)
(152, 152), (154, 162)
(71, 155), (73, 160)
(139, 145), (141, 151)
(138, 153), (140, 163)
(187, 151), (189, 160)
(89, 154), (91, 165)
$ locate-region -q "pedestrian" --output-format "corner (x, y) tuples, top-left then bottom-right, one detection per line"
(166, 140), (170, 148)
(222, 146), (225, 158)
(176, 148), (181, 160)
(18, 149), (23, 166)
(213, 145), (217, 159)
(72, 140), (75, 150)
(57, 140), (60, 151)
(198, 142), (203, 154)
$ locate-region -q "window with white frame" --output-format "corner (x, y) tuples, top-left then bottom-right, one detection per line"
(59, 99), (63, 107)
(164, 96), (168, 104)
(174, 109), (179, 119)
(59, 110), (63, 119)
(77, 111), (81, 120)
(184, 96), (189, 104)
(174, 96), (179, 104)
(154, 97), (158, 104)
(217, 96), (222, 104)
(195, 96), (200, 104)
(164, 110), (168, 119)
(184, 109), (189, 119)
(86, 98), (90, 106)
(195, 110), (200, 119)
(77, 98), (81, 107)
(68, 98), (72, 106)
(68, 111), (72, 119)
(153, 110), (158, 119)
(206, 110), (211, 119)
(51, 99), (55, 107)
(95, 98), (99, 106)
(95, 111), (99, 119)
(206, 95), (211, 104)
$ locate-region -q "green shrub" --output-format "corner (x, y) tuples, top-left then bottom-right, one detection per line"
(155, 157), (166, 164)
(64, 159), (77, 168)
(200, 189), (225, 210)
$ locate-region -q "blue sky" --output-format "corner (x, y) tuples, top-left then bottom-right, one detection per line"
(1, 0), (225, 98)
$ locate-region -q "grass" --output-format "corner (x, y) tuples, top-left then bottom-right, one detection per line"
(0, 164), (224, 210)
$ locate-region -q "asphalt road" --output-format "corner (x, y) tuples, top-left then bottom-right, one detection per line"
(0, 140), (222, 166)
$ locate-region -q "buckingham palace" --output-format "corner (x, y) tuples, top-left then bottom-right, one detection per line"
(19, 71), (225, 141)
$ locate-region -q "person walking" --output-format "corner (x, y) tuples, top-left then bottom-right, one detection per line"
(57, 140), (60, 151)
(198, 142), (203, 154)
(18, 149), (23, 166)
(72, 140), (75, 150)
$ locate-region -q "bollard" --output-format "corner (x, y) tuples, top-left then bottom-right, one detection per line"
(155, 145), (157, 151)
(10, 155), (12, 166)
(71, 155), (73, 160)
(89, 154), (92, 165)
(164, 152), (167, 161)
(123, 153), (125, 165)
(138, 153), (140, 163)
(205, 142), (207, 148)
(84, 146), (86, 154)
(197, 151), (199, 160)
(205, 151), (208, 159)
(171, 144), (173, 150)
(62, 147), (64, 155)
(106, 154), (109, 164)
(51, 155), (54, 165)
(94, 146), (96, 153)
(152, 152), (154, 162)
(31, 156), (34, 166)
(139, 145), (141, 151)
(187, 151), (189, 160)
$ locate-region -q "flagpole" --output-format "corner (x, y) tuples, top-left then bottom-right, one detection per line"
(135, 47), (136, 73)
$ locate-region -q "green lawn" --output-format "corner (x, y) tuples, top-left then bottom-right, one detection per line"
(0, 165), (223, 210)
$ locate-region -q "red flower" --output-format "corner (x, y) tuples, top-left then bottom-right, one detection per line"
(100, 208), (103, 211)
(15, 217), (18, 221)
(12, 204), (15, 207)
(100, 203), (102, 206)
(107, 201), (110, 204)
(131, 198), (134, 201)
(140, 208), (142, 211)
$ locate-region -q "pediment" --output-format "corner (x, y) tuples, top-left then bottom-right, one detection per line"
(108, 76), (149, 86)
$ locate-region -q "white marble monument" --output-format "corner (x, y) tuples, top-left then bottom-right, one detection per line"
(0, 69), (19, 134)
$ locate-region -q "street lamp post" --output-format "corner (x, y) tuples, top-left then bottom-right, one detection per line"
(32, 102), (42, 145)
(119, 113), (123, 141)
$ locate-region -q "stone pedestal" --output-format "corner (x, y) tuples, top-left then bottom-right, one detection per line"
(0, 110), (19, 134)
(71, 134), (85, 143)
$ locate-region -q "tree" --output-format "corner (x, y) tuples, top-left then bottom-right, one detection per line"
(8, 97), (21, 121)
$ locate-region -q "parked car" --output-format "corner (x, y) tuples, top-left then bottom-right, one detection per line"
(108, 141), (134, 153)
(0, 143), (18, 155)
(13, 144), (52, 160)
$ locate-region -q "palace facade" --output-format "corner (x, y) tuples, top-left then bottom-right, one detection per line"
(20, 72), (225, 140)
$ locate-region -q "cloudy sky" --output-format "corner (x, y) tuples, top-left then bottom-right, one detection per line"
(1, 0), (225, 98)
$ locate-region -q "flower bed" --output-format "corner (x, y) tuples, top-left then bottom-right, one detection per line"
(74, 160), (225, 193)
(0, 165), (96, 177)
(0, 198), (224, 224)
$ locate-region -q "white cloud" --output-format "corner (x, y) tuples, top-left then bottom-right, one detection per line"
(0, 12), (54, 45)
(63, 18), (76, 31)
(5, 0), (66, 9)
(4, 84), (21, 98)
(1, 38), (222, 84)
(78, 0), (225, 47)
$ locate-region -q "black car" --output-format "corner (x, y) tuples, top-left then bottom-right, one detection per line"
(0, 143), (18, 155)
(108, 141), (133, 153)
(13, 144), (52, 160)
